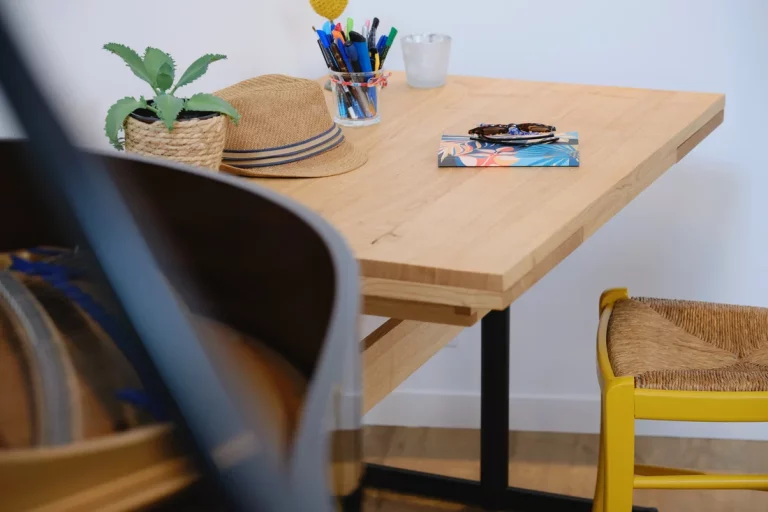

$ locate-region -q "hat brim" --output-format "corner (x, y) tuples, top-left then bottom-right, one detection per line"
(219, 138), (367, 178)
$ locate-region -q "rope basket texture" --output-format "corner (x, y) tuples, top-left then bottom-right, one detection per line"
(608, 297), (768, 392)
(124, 114), (226, 171)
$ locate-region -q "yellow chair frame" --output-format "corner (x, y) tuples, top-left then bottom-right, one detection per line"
(593, 288), (768, 512)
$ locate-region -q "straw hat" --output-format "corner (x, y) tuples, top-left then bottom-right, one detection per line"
(215, 75), (367, 178)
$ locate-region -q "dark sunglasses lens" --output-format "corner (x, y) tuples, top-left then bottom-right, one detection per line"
(481, 126), (508, 135)
(518, 123), (554, 133)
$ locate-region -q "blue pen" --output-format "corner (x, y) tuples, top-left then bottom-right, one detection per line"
(377, 35), (388, 53)
(346, 43), (361, 72)
(316, 30), (337, 67)
(376, 35), (388, 54)
(353, 43), (372, 73)
(335, 39), (354, 73)
(350, 31), (377, 106)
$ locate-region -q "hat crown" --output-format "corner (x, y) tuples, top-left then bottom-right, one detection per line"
(216, 75), (334, 151)
(216, 74), (367, 178)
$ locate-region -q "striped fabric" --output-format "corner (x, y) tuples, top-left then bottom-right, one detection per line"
(222, 125), (344, 169)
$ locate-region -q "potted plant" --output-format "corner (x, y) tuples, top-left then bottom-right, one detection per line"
(104, 43), (240, 171)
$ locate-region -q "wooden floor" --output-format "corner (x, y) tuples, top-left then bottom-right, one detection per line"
(364, 427), (768, 511)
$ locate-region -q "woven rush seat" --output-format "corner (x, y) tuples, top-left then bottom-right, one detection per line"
(607, 297), (768, 392)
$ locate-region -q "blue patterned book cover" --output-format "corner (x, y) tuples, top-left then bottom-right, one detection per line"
(438, 132), (580, 167)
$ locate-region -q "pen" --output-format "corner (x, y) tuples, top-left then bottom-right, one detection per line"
(316, 39), (333, 69)
(346, 17), (354, 38)
(368, 17), (379, 49)
(350, 32), (371, 73)
(317, 31), (340, 70)
(314, 28), (331, 66)
(324, 51), (347, 118)
(371, 48), (380, 71)
(371, 48), (380, 110)
(330, 41), (349, 72)
(376, 35), (388, 54)
(379, 27), (398, 66)
(335, 39), (354, 71)
(339, 85), (359, 120)
(337, 77), (364, 120)
(350, 31), (377, 107)
(346, 42), (362, 73)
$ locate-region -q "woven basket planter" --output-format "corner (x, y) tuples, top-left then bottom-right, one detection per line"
(124, 112), (226, 171)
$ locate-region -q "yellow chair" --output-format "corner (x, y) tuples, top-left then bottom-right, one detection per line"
(593, 288), (768, 512)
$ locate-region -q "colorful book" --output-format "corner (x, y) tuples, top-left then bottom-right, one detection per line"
(438, 132), (580, 167)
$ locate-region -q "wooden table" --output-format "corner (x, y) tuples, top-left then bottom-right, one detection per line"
(254, 72), (725, 512)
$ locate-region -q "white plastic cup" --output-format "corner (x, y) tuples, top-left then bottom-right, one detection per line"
(401, 34), (452, 89)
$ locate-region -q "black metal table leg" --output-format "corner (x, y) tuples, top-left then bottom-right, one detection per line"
(363, 308), (657, 512)
(480, 307), (511, 509)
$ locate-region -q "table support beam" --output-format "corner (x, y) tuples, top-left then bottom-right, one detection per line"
(362, 319), (464, 414)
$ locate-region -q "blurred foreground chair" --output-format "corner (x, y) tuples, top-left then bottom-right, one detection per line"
(593, 288), (768, 512)
(0, 141), (362, 511)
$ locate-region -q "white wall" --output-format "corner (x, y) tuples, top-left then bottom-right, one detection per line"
(2, 0), (767, 439)
(0, 0), (330, 141)
(353, 0), (768, 440)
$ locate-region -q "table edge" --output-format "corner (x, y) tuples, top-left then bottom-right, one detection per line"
(360, 100), (726, 311)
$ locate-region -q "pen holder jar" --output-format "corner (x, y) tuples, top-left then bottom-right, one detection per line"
(329, 70), (388, 127)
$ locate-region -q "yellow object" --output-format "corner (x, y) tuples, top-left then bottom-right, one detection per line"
(309, 0), (348, 21)
(374, 53), (380, 71)
(593, 288), (768, 511)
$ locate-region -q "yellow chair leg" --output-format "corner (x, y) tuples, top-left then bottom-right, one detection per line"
(592, 401), (606, 512)
(603, 377), (635, 512)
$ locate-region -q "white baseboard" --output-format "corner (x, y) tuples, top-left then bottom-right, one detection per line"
(363, 390), (768, 441)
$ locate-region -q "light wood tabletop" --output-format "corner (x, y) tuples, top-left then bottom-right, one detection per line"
(253, 72), (724, 322)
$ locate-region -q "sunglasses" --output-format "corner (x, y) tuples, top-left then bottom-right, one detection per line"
(468, 123), (557, 146)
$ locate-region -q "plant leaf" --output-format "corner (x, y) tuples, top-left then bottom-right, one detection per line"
(184, 93), (241, 124)
(154, 94), (185, 131)
(172, 54), (226, 92)
(155, 63), (174, 91)
(143, 47), (175, 88)
(105, 96), (144, 150)
(103, 43), (154, 89)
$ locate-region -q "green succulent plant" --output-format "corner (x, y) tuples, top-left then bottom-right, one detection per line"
(103, 43), (240, 150)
